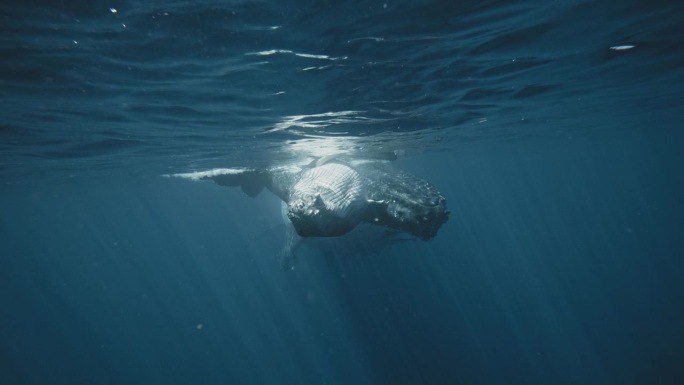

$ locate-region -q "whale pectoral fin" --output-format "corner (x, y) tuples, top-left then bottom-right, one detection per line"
(212, 171), (269, 197)
(168, 168), (270, 198)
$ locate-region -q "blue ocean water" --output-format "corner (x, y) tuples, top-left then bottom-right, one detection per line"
(1, 1), (683, 384)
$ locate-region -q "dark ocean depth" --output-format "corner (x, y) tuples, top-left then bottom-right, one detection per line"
(1, 1), (683, 384)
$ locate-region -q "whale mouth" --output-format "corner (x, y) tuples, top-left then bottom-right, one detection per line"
(287, 195), (355, 237)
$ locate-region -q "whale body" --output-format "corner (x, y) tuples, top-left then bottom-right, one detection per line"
(170, 158), (448, 240)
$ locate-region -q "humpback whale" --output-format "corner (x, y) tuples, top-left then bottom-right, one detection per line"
(170, 157), (449, 240)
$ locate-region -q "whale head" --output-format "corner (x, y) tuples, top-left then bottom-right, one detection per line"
(287, 163), (366, 237)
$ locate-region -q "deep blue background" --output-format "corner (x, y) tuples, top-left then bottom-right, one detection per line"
(2, 1), (684, 384)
